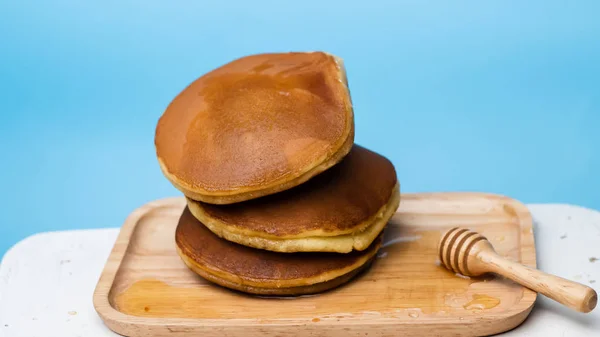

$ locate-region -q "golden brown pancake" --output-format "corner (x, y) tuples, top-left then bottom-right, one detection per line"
(155, 51), (354, 204)
(175, 207), (381, 295)
(187, 145), (400, 253)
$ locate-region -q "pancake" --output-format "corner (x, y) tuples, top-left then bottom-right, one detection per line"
(187, 145), (400, 253)
(155, 51), (354, 204)
(175, 207), (381, 295)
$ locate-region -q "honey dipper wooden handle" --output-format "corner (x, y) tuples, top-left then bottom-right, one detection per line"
(479, 251), (598, 313)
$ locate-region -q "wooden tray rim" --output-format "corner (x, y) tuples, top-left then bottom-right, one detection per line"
(93, 192), (538, 334)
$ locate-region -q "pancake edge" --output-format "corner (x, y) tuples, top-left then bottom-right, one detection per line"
(156, 53), (354, 205)
(177, 248), (377, 296)
(187, 182), (400, 253)
(188, 180), (400, 240)
(175, 234), (381, 289)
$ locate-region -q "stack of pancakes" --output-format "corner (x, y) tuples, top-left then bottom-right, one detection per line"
(155, 52), (400, 296)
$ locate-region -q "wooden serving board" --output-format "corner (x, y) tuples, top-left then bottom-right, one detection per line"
(93, 193), (537, 336)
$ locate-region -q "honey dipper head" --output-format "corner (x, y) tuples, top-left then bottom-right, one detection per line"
(438, 227), (491, 276)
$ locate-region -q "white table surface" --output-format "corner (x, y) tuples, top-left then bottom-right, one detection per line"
(0, 204), (598, 337)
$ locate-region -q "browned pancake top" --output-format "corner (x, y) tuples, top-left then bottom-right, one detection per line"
(155, 52), (352, 192)
(196, 145), (397, 236)
(176, 207), (380, 281)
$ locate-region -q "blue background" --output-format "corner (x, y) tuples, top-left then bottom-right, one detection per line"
(1, 1), (599, 257)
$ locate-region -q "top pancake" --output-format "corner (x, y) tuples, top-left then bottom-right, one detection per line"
(189, 145), (398, 240)
(155, 52), (354, 204)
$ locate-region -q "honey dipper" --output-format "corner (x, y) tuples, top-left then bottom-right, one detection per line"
(438, 227), (597, 313)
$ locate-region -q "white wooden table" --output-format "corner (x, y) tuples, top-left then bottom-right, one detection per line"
(1, 204), (598, 337)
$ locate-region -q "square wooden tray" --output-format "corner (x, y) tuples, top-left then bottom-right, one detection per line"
(93, 192), (537, 336)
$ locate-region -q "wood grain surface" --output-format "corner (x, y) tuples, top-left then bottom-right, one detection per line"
(93, 193), (537, 336)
